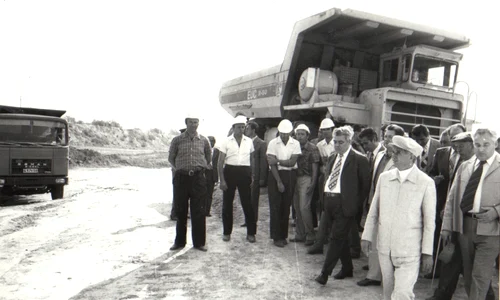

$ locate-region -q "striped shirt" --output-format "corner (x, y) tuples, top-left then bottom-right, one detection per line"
(168, 131), (211, 171)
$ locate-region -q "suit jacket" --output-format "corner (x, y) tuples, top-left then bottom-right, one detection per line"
(212, 148), (220, 182)
(324, 149), (370, 217)
(368, 150), (395, 204)
(362, 166), (436, 256)
(253, 136), (268, 184)
(442, 153), (500, 236)
(429, 147), (453, 213)
(420, 138), (440, 174)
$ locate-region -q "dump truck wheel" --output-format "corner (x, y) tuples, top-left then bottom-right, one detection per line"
(51, 185), (64, 200)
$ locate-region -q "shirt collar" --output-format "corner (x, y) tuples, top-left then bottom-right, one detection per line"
(373, 143), (382, 155)
(277, 136), (297, 145)
(389, 164), (418, 183)
(478, 152), (497, 166)
(182, 131), (200, 140)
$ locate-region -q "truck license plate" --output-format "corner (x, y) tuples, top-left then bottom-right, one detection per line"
(23, 168), (38, 174)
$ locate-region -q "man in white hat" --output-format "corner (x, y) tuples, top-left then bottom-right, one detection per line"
(168, 114), (212, 252)
(266, 119), (301, 247)
(289, 124), (320, 245)
(217, 115), (257, 243)
(362, 135), (436, 299)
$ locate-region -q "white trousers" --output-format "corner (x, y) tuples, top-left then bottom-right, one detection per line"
(378, 253), (420, 300)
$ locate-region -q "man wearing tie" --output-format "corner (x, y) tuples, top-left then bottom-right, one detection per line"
(314, 126), (370, 285)
(442, 127), (500, 300)
(411, 124), (440, 175)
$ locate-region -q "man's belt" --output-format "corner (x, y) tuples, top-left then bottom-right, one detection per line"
(464, 211), (481, 219)
(177, 167), (204, 176)
(324, 192), (341, 198)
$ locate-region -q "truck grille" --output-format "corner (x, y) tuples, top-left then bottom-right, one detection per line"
(12, 159), (52, 175)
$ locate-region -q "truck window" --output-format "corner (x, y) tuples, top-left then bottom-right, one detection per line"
(382, 58), (399, 82)
(0, 118), (68, 145)
(402, 55), (412, 81)
(412, 55), (457, 87)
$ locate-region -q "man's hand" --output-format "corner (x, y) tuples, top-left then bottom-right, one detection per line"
(277, 181), (285, 193)
(433, 175), (444, 185)
(206, 163), (213, 170)
(441, 230), (451, 247)
(421, 254), (433, 274)
(475, 207), (499, 223)
(361, 240), (371, 257)
(219, 181), (228, 191)
(267, 155), (278, 166)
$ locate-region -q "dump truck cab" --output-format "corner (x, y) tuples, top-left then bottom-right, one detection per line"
(0, 105), (69, 200)
(219, 8), (470, 140)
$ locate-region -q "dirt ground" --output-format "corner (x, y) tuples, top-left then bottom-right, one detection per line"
(0, 167), (496, 299)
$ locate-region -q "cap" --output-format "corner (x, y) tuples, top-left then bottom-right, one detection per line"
(294, 124), (310, 134)
(319, 118), (335, 129)
(232, 115), (247, 125)
(390, 135), (423, 157)
(277, 119), (293, 133)
(451, 132), (473, 143)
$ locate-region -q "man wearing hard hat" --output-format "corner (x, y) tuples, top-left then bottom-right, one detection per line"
(168, 113), (212, 252)
(266, 119), (302, 247)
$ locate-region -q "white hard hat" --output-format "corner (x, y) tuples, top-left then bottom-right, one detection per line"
(319, 118), (335, 129)
(185, 112), (200, 120)
(295, 124), (310, 134)
(232, 115), (247, 125)
(277, 119), (293, 133)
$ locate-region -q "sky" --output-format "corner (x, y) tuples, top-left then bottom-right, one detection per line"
(1, 1), (498, 142)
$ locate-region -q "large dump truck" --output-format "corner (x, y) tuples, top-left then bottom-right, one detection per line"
(0, 105), (69, 200)
(219, 8), (470, 140)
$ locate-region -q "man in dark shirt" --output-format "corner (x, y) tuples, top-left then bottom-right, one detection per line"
(168, 115), (212, 252)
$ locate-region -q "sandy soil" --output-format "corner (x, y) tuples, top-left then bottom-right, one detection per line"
(0, 167), (495, 299)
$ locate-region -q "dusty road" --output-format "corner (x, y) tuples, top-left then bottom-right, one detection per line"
(0, 167), (490, 299)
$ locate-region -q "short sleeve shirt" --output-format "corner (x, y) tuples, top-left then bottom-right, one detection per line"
(217, 134), (254, 166)
(168, 132), (211, 171)
(297, 142), (320, 176)
(266, 136), (302, 170)
(317, 138), (335, 159)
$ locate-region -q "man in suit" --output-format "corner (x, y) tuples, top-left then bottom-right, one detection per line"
(442, 127), (500, 300)
(205, 136), (219, 217)
(362, 135), (436, 299)
(425, 124), (465, 279)
(314, 126), (370, 285)
(439, 128), (451, 148)
(411, 124), (440, 175)
(242, 121), (268, 226)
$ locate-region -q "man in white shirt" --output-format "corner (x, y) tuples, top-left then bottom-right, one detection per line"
(217, 116), (256, 243)
(442, 127), (500, 299)
(266, 119), (301, 247)
(362, 136), (435, 299)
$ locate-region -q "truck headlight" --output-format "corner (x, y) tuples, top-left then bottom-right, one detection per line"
(55, 178), (66, 184)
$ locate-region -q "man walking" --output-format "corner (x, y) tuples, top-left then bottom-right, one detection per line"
(290, 124), (320, 245)
(411, 124), (440, 175)
(267, 119), (301, 247)
(218, 116), (257, 243)
(168, 114), (212, 252)
(241, 120), (268, 226)
(442, 127), (500, 300)
(314, 126), (370, 285)
(362, 135), (436, 299)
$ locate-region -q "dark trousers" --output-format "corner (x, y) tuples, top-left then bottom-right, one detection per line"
(205, 169), (215, 215)
(251, 177), (261, 222)
(321, 193), (354, 275)
(222, 165), (256, 236)
(311, 174), (320, 227)
(268, 169), (297, 241)
(349, 218), (361, 255)
(173, 171), (206, 247)
(433, 232), (462, 300)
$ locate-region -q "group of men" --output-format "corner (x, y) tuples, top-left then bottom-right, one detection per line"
(167, 113), (500, 300)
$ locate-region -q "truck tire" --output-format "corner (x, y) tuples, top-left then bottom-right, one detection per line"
(51, 185), (64, 200)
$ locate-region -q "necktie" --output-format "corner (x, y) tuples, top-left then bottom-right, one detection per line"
(327, 153), (343, 190)
(367, 151), (373, 167)
(460, 160), (486, 213)
(420, 149), (428, 170)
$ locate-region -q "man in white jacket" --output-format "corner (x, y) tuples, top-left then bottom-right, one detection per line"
(362, 135), (436, 300)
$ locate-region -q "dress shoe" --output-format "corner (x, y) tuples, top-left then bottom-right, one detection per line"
(289, 238), (305, 243)
(333, 269), (353, 279)
(247, 235), (256, 243)
(315, 273), (328, 285)
(305, 240), (315, 246)
(357, 278), (381, 286)
(273, 240), (285, 248)
(193, 245), (207, 252)
(307, 244), (323, 255)
(169, 244), (185, 251)
(362, 265), (369, 271)
(424, 272), (440, 279)
(222, 235), (231, 242)
(240, 223), (247, 227)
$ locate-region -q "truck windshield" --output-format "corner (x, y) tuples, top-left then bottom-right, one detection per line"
(412, 55), (457, 88)
(0, 118), (68, 146)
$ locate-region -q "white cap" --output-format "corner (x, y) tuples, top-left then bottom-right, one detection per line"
(320, 118), (335, 129)
(232, 115), (247, 125)
(295, 124), (310, 134)
(277, 119), (293, 133)
(390, 135), (423, 157)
